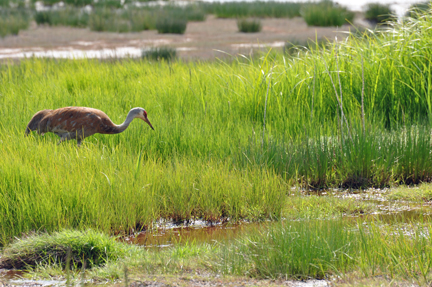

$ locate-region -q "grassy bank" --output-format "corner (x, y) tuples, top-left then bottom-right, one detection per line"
(0, 229), (129, 269)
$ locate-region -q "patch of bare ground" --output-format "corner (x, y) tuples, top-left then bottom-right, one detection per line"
(0, 15), (366, 60)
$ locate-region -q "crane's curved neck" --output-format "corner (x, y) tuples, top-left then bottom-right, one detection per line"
(115, 110), (137, 133)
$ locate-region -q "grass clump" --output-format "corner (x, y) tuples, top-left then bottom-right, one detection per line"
(301, 0), (354, 27)
(142, 47), (177, 61)
(0, 230), (129, 269)
(88, 8), (155, 32)
(218, 220), (357, 279)
(183, 6), (206, 22)
(156, 14), (187, 34)
(35, 8), (89, 27)
(124, 9), (155, 31)
(365, 3), (395, 24)
(87, 6), (201, 33)
(387, 184), (432, 202)
(88, 8), (130, 32)
(237, 18), (262, 33)
(0, 9), (30, 37)
(216, 220), (432, 282)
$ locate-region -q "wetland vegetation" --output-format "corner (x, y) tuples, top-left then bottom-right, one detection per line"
(0, 0), (398, 37)
(2, 1), (432, 286)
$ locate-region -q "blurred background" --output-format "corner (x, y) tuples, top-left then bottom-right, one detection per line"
(0, 0), (429, 61)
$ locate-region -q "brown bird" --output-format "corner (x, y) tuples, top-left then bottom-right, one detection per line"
(25, 107), (154, 146)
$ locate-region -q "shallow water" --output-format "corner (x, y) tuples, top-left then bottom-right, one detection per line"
(0, 42), (276, 60)
(0, 270), (25, 280)
(124, 220), (270, 247)
(124, 199), (432, 248)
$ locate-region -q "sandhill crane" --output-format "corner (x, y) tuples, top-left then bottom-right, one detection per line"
(25, 107), (154, 146)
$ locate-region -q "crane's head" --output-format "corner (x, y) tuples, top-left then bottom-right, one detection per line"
(132, 107), (154, 130)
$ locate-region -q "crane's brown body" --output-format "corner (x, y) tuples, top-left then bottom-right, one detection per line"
(25, 106), (154, 146)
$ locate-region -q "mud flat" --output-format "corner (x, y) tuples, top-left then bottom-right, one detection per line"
(0, 16), (355, 60)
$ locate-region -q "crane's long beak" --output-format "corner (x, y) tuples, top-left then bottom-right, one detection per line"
(143, 118), (154, 130)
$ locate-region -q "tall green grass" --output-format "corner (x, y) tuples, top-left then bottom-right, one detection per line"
(0, 129), (286, 245)
(241, 126), (432, 188)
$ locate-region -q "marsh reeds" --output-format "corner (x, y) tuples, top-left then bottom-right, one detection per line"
(35, 8), (89, 27)
(32, 5), (203, 32)
(202, 1), (302, 19)
(0, 8), (30, 37)
(301, 0), (354, 27)
(155, 13), (187, 34)
(236, 18), (262, 33)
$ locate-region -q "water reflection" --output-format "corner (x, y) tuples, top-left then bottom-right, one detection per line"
(124, 222), (270, 247)
(125, 204), (432, 248)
